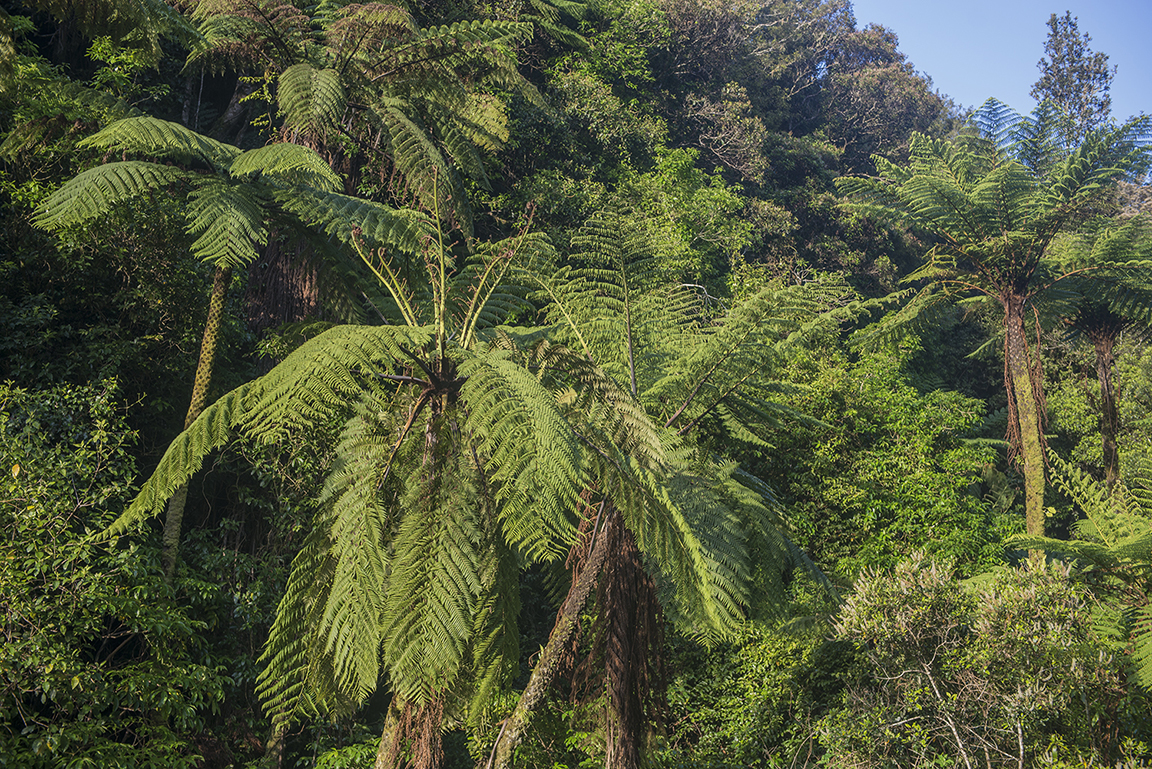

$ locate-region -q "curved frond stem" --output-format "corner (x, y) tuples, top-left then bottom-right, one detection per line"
(459, 211), (537, 351)
(353, 236), (419, 326)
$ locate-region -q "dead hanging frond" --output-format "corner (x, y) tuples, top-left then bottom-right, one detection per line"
(386, 697), (446, 769)
(571, 518), (666, 769)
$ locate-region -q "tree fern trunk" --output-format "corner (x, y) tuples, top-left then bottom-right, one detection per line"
(373, 700), (403, 769)
(1004, 297), (1046, 540)
(1093, 331), (1120, 489)
(487, 506), (618, 769)
(602, 523), (658, 769)
(162, 265), (232, 582)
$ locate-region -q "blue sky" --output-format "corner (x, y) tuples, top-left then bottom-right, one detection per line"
(849, 0), (1152, 120)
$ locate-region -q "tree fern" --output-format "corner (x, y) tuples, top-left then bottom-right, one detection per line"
(838, 116), (1152, 539)
(189, 0), (539, 228)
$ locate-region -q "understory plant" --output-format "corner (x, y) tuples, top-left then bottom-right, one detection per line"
(824, 555), (1130, 768)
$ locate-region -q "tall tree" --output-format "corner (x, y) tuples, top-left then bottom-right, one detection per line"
(34, 116), (425, 580)
(96, 208), (777, 769)
(1031, 11), (1117, 146)
(1055, 218), (1152, 488)
(838, 111), (1152, 539)
(189, 0), (538, 229)
(485, 210), (844, 769)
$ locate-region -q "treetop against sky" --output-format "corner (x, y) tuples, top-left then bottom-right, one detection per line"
(851, 0), (1151, 119)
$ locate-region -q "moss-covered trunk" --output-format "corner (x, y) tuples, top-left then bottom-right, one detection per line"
(1093, 331), (1120, 489)
(1004, 295), (1046, 539)
(485, 505), (618, 769)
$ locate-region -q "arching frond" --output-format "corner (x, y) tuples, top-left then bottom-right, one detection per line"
(378, 441), (490, 705)
(241, 324), (435, 442)
(186, 178), (270, 268)
(459, 349), (586, 560)
(102, 384), (254, 538)
(277, 186), (433, 255)
(33, 161), (191, 229)
(79, 116), (241, 169)
(230, 142), (342, 191)
(278, 63), (348, 140)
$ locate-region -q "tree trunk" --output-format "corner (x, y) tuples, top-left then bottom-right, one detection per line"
(485, 506), (618, 769)
(373, 700), (403, 769)
(602, 523), (658, 769)
(1004, 296), (1046, 540)
(162, 265), (232, 581)
(261, 724), (286, 769)
(1093, 331), (1120, 489)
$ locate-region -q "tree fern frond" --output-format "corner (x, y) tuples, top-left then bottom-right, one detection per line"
(459, 350), (585, 560)
(241, 324), (435, 442)
(257, 526), (340, 729)
(275, 186), (433, 254)
(102, 384), (253, 538)
(1132, 604), (1152, 688)
(186, 179), (269, 268)
(850, 284), (958, 352)
(379, 442), (488, 705)
(33, 162), (190, 229)
(231, 141), (342, 192)
(278, 63), (348, 140)
(79, 116), (240, 168)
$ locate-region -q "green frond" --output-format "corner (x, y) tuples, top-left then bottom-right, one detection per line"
(850, 285), (958, 352)
(378, 440), (489, 705)
(1133, 604), (1152, 689)
(102, 384), (253, 539)
(377, 103), (469, 228)
(241, 324), (435, 442)
(230, 142), (342, 192)
(275, 186), (433, 254)
(33, 161), (190, 229)
(186, 179), (269, 268)
(79, 116), (240, 169)
(459, 349), (585, 561)
(257, 527), (342, 729)
(627, 456), (748, 642)
(278, 63), (348, 140)
(463, 537), (519, 727)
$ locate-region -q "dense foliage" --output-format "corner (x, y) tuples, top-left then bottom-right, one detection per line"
(2, 0), (1151, 767)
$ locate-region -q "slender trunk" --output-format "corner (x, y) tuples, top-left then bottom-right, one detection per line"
(1004, 296), (1046, 540)
(1093, 332), (1119, 489)
(261, 724), (286, 769)
(485, 507), (618, 769)
(373, 700), (403, 769)
(162, 265), (232, 581)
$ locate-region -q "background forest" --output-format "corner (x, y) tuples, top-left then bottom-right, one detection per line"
(3, 0), (1152, 767)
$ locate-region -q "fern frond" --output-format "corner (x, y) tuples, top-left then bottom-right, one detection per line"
(459, 348), (585, 560)
(230, 142), (342, 192)
(277, 186), (433, 254)
(33, 162), (190, 229)
(186, 178), (269, 268)
(79, 116), (240, 168)
(102, 384), (253, 538)
(850, 284), (958, 352)
(241, 324), (435, 443)
(379, 439), (488, 705)
(278, 63), (348, 140)
(1132, 604), (1152, 688)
